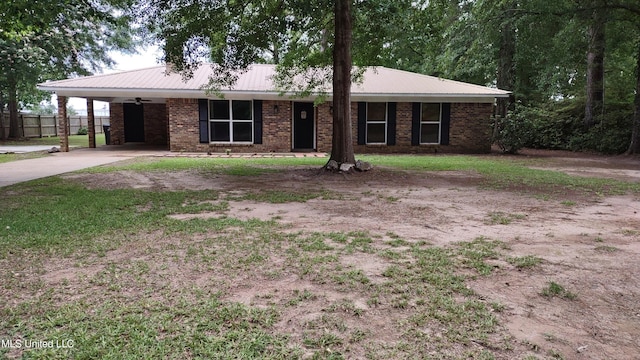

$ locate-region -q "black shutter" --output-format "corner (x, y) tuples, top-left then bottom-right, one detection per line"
(411, 102), (421, 146)
(198, 99), (209, 143)
(357, 102), (366, 145)
(387, 102), (396, 145)
(440, 103), (451, 145)
(253, 100), (263, 144)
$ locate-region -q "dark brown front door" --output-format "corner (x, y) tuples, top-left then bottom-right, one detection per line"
(293, 102), (314, 150)
(124, 103), (145, 142)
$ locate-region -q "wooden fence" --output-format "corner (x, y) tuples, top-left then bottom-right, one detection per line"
(0, 113), (110, 139)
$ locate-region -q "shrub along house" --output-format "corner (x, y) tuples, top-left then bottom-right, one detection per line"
(38, 64), (509, 153)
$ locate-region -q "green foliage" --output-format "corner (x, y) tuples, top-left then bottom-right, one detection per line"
(372, 0), (640, 155)
(568, 108), (633, 154)
(26, 102), (57, 115)
(77, 127), (88, 135)
(492, 110), (534, 154)
(0, 0), (137, 130)
(522, 104), (576, 150)
(515, 100), (634, 154)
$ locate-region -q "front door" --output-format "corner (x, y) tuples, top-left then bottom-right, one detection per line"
(293, 102), (315, 150)
(124, 103), (145, 142)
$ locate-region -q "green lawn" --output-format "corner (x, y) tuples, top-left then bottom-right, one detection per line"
(0, 134), (107, 148)
(83, 154), (640, 197)
(0, 134), (107, 163)
(0, 154), (635, 359)
(0, 151), (47, 164)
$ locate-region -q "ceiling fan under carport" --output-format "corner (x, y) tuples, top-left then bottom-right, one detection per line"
(125, 97), (152, 105)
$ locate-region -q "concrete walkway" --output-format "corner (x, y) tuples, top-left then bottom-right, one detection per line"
(0, 148), (143, 188)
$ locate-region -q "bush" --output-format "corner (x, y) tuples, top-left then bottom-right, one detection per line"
(77, 127), (88, 135)
(568, 110), (632, 154)
(524, 106), (575, 150)
(492, 109), (534, 154)
(501, 101), (633, 155)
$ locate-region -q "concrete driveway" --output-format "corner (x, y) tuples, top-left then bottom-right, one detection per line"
(0, 146), (168, 188)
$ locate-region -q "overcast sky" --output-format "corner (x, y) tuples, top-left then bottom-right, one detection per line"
(66, 46), (162, 115)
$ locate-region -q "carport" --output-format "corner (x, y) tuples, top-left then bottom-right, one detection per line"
(51, 95), (169, 152)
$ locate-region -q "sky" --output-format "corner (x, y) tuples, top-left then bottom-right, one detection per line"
(65, 46), (162, 115)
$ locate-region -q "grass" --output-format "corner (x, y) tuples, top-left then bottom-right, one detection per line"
(541, 282), (577, 300)
(2, 152), (635, 358)
(75, 153), (640, 200)
(0, 178), (514, 358)
(507, 255), (543, 269)
(0, 134), (107, 148)
(486, 211), (526, 225)
(0, 151), (47, 164)
(0, 135), (107, 164)
(359, 154), (640, 196)
(231, 189), (339, 203)
(81, 156), (327, 174)
(1, 292), (300, 359)
(594, 245), (619, 252)
(0, 179), (250, 254)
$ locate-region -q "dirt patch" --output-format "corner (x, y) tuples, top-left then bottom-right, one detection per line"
(38, 153), (640, 358)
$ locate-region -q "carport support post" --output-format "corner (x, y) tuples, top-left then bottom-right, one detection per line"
(57, 95), (69, 152)
(87, 98), (96, 148)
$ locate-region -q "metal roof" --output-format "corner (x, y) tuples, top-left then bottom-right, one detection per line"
(38, 64), (510, 103)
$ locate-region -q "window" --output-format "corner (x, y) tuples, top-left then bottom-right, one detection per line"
(366, 102), (387, 144)
(421, 103), (441, 144)
(209, 100), (253, 143)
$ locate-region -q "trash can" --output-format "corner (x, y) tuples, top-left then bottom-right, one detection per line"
(103, 125), (111, 145)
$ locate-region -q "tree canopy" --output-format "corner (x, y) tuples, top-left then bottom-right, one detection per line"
(136, 0), (640, 155)
(5, 0), (639, 155)
(137, 0), (413, 163)
(0, 0), (136, 138)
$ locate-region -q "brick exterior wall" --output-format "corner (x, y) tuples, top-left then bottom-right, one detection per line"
(351, 102), (493, 154)
(109, 103), (124, 145)
(144, 103), (168, 146)
(262, 100), (291, 152)
(167, 98), (199, 151)
(449, 103), (493, 153)
(166, 99), (293, 153)
(109, 103), (169, 146)
(316, 103), (333, 152)
(114, 98), (493, 154)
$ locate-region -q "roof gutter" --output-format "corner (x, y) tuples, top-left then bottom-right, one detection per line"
(37, 85), (510, 104)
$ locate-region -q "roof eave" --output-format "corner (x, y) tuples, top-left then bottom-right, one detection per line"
(38, 85), (510, 104)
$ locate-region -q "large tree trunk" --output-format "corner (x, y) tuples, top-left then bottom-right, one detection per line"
(493, 3), (517, 145)
(584, 7), (606, 128)
(329, 0), (356, 165)
(496, 3), (516, 119)
(0, 91), (6, 140)
(627, 41), (640, 155)
(8, 76), (21, 139)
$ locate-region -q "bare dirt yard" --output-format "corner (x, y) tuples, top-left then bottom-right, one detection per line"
(3, 150), (639, 359)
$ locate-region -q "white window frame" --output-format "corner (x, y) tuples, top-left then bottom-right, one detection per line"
(420, 103), (441, 145)
(366, 102), (387, 145)
(209, 100), (254, 144)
